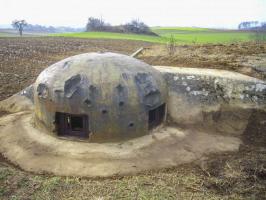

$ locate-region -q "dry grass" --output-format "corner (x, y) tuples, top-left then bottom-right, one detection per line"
(1, 141), (266, 200)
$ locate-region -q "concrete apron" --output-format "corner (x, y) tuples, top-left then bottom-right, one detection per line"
(0, 111), (240, 177)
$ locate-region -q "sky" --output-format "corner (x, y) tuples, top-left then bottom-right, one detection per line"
(1, 0), (266, 29)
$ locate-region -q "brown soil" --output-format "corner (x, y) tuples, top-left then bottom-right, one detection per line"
(138, 42), (266, 80)
(1, 39), (265, 102)
(0, 111), (10, 117)
(0, 37), (152, 101)
(0, 38), (265, 199)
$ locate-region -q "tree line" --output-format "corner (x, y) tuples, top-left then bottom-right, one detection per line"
(11, 19), (83, 36)
(238, 21), (266, 42)
(11, 18), (155, 36)
(238, 21), (266, 31)
(85, 17), (157, 36)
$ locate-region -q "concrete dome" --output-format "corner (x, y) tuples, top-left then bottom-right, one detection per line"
(34, 53), (167, 142)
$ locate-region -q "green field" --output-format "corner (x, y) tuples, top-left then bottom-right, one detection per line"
(0, 32), (16, 37)
(38, 27), (266, 44)
(152, 27), (260, 43)
(51, 31), (167, 43)
(152, 26), (213, 33)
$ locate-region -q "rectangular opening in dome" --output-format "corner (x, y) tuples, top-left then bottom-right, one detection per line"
(148, 103), (166, 130)
(70, 115), (83, 131)
(56, 112), (89, 138)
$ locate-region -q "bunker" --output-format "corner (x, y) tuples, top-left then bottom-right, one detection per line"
(34, 53), (167, 142)
(0, 52), (265, 177)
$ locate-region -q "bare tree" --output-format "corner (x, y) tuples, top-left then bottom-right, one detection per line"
(124, 19), (151, 34)
(12, 20), (27, 36)
(86, 17), (108, 31)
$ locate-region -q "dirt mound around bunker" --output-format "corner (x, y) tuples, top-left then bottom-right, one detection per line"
(0, 111), (241, 177)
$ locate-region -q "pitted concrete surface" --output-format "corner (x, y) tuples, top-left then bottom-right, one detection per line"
(155, 66), (266, 136)
(0, 111), (240, 177)
(34, 53), (167, 142)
